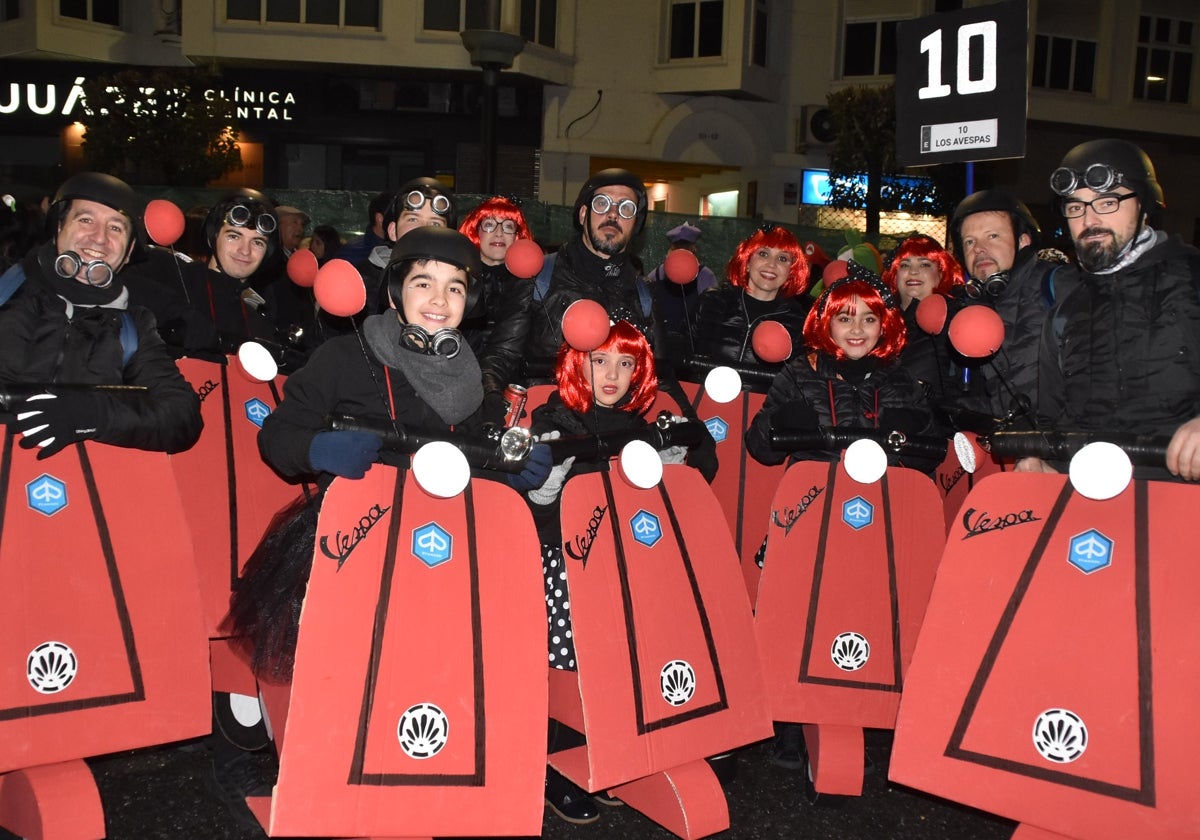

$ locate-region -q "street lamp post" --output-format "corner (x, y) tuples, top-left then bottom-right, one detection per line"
(460, 2), (524, 195)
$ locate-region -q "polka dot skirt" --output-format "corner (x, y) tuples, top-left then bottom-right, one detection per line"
(542, 543), (577, 671)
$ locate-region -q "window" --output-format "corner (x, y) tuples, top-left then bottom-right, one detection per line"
(3, 0), (21, 21)
(227, 0), (379, 27)
(59, 0), (120, 26)
(842, 20), (898, 77)
(519, 0), (557, 49)
(750, 0), (767, 67)
(1032, 34), (1096, 93)
(422, 0), (488, 32)
(1134, 14), (1193, 103)
(669, 0), (724, 60)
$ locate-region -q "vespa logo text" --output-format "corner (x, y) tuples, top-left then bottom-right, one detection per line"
(939, 465), (965, 496)
(772, 484), (824, 536)
(565, 504), (608, 567)
(196, 379), (220, 404)
(319, 502), (391, 570)
(961, 507), (1041, 540)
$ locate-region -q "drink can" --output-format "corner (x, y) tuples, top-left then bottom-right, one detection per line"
(502, 384), (527, 428)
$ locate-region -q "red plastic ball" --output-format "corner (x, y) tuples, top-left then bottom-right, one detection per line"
(914, 293), (948, 335)
(750, 320), (793, 363)
(287, 248), (319, 288)
(313, 258), (367, 318)
(144, 199), (185, 247)
(561, 299), (611, 352)
(664, 249), (700, 285)
(822, 259), (850, 284)
(504, 238), (545, 279)
(947, 305), (1006, 358)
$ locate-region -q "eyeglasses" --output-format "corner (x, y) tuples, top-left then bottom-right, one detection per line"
(590, 194), (638, 219)
(479, 218), (517, 235)
(404, 190), (452, 216)
(1061, 192), (1138, 219)
(1050, 163), (1127, 197)
(225, 204), (277, 235)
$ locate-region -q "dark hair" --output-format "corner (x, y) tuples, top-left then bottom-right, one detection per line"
(310, 224), (341, 263)
(0, 194), (45, 272)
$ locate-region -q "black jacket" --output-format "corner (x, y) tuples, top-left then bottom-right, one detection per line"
(460, 261), (535, 395)
(745, 351), (941, 474)
(689, 284), (810, 364)
(0, 245), (202, 454)
(898, 296), (990, 426)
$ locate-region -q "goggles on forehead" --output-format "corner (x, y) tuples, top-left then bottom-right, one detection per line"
(404, 190), (452, 216)
(1049, 163), (1127, 197)
(226, 204), (277, 236)
(590, 194), (639, 219)
(479, 218), (518, 235)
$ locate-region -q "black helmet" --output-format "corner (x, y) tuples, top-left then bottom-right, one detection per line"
(386, 226), (481, 302)
(1050, 139), (1164, 212)
(949, 189), (1040, 259)
(573, 168), (648, 236)
(385, 177), (457, 230)
(203, 188), (279, 259)
(51, 172), (145, 251)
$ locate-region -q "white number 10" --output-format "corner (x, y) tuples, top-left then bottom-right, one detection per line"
(918, 21), (997, 99)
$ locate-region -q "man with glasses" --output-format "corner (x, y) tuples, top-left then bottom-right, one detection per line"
(949, 189), (1076, 422)
(1017, 139), (1200, 480)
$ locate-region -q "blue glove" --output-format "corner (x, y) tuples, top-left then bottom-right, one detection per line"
(506, 442), (553, 493)
(308, 430), (383, 479)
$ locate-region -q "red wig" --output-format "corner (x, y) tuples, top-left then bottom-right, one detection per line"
(458, 196), (531, 246)
(804, 278), (907, 362)
(725, 226), (811, 298)
(881, 234), (962, 297)
(556, 320), (658, 415)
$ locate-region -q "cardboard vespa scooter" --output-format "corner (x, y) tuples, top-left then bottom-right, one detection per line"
(0, 424), (210, 840)
(753, 430), (946, 798)
(890, 435), (1200, 840)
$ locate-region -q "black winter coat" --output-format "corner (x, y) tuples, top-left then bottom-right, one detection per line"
(898, 296), (990, 425)
(0, 246), (202, 454)
(689, 285), (811, 364)
(460, 261), (535, 395)
(745, 351), (941, 474)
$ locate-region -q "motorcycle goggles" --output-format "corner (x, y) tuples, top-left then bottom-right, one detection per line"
(225, 204), (277, 236)
(590, 194), (639, 220)
(403, 190), (452, 216)
(1049, 163), (1127, 198)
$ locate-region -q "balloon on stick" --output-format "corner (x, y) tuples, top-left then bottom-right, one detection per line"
(947, 306), (1005, 358)
(751, 320), (793, 363)
(561, 299), (610, 351)
(915, 293), (949, 335)
(313, 258), (366, 318)
(236, 341), (279, 383)
(664, 249), (700, 284)
(287, 248), (319, 288)
(504, 239), (545, 279)
(144, 199), (185, 247)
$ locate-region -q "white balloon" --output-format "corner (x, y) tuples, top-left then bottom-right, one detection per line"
(619, 439), (664, 489)
(843, 438), (888, 485)
(953, 432), (977, 474)
(237, 341), (279, 383)
(704, 366), (742, 404)
(412, 440), (471, 498)
(1068, 441), (1132, 501)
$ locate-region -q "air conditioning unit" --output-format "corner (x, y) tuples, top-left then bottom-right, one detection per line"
(795, 104), (836, 153)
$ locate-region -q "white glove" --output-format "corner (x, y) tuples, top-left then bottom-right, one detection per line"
(659, 445), (688, 465)
(536, 430), (562, 442)
(528, 455), (576, 506)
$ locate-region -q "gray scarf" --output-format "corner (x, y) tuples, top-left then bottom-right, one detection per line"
(362, 313), (483, 425)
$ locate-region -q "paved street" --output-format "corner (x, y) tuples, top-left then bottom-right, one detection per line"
(1, 731), (1015, 840)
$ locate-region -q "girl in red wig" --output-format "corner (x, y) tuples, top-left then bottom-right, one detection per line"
(746, 260), (939, 473)
(689, 225), (813, 363)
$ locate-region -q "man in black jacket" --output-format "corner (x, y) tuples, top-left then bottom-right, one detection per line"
(1018, 139), (1200, 480)
(0, 172), (201, 458)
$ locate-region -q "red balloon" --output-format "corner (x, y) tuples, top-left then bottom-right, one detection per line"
(561, 299), (610, 352)
(504, 238), (544, 279)
(751, 320), (793, 363)
(915, 293), (948, 335)
(664, 249), (700, 285)
(144, 199), (185, 247)
(947, 305), (1006, 358)
(313, 258), (366, 318)
(287, 248), (319, 288)
(822, 259), (850, 284)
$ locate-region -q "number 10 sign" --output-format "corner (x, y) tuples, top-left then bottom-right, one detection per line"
(895, 0), (1028, 167)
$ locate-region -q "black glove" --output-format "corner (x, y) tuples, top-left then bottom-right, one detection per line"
(308, 430), (383, 479)
(15, 391), (103, 459)
(506, 443), (552, 493)
(481, 390), (508, 426)
(771, 400), (820, 433)
(878, 407), (928, 438)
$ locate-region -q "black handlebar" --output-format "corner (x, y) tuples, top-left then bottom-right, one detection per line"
(770, 426), (949, 459)
(983, 431), (1170, 466)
